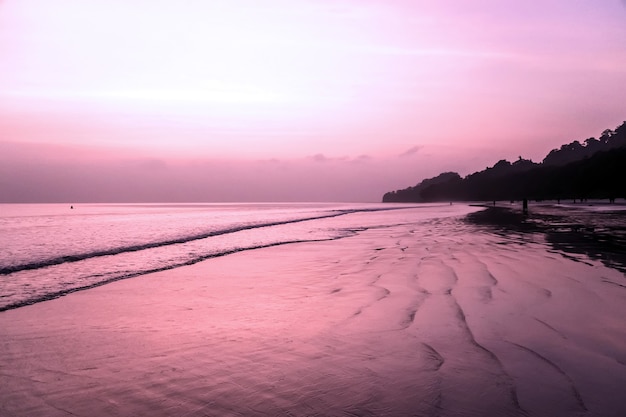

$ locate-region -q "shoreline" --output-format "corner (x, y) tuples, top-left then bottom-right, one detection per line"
(466, 204), (626, 274)
(0, 203), (455, 313)
(1, 211), (626, 416)
(0, 237), (343, 313)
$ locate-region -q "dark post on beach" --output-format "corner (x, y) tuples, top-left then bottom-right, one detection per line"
(522, 198), (528, 215)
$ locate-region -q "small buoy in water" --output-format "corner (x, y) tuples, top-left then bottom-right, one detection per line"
(70, 205), (74, 209)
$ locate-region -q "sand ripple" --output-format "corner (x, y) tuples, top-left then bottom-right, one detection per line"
(1, 212), (626, 416)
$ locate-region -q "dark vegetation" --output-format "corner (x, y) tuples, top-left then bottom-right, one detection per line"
(383, 121), (626, 203)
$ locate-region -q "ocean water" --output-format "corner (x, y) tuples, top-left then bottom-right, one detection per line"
(0, 202), (477, 311)
(3, 202), (626, 416)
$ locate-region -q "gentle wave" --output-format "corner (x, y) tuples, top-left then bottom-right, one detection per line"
(0, 209), (376, 275)
(2, 204), (458, 312)
(0, 237), (345, 312)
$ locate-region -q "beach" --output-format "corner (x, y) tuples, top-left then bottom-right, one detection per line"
(1, 207), (626, 417)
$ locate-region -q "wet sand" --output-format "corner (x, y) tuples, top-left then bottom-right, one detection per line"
(1, 211), (626, 416)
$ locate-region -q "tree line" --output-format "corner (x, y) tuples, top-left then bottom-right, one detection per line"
(383, 121), (626, 203)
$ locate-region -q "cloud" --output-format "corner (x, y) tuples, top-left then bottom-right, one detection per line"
(351, 154), (372, 163)
(308, 154), (351, 163)
(310, 153), (329, 162)
(399, 145), (423, 157)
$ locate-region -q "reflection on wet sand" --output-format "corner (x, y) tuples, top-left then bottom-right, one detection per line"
(466, 204), (626, 274)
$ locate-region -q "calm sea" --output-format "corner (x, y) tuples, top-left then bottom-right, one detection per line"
(0, 202), (478, 311)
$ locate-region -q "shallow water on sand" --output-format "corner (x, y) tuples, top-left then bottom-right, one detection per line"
(1, 204), (625, 416)
(0, 202), (477, 311)
(466, 202), (626, 274)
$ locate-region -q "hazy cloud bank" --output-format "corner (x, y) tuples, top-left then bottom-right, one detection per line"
(0, 141), (488, 203)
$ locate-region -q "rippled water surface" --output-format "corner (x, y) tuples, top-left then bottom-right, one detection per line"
(1, 202), (474, 310)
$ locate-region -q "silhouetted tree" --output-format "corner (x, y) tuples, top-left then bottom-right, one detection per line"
(383, 120), (626, 203)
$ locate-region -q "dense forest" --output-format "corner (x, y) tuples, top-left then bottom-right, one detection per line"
(383, 121), (626, 203)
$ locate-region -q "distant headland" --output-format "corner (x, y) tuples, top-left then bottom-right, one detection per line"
(383, 121), (626, 203)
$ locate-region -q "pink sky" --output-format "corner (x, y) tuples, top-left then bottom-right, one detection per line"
(1, 0), (625, 202)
